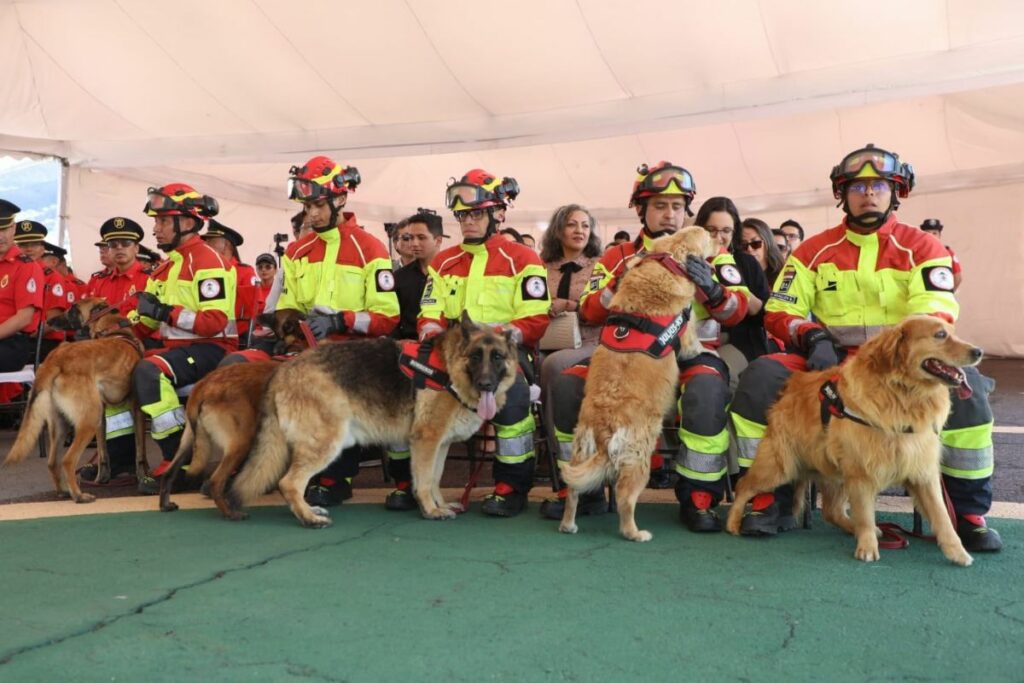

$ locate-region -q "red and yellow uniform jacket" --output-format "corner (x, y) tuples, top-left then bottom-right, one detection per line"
(579, 231), (748, 349)
(230, 259), (261, 338)
(766, 215), (958, 351)
(40, 266), (71, 341)
(0, 246), (44, 333)
(418, 236), (550, 346)
(86, 260), (150, 316)
(134, 236), (238, 352)
(276, 213), (399, 340)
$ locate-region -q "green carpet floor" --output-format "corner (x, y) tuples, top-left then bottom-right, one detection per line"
(1, 503), (1022, 682)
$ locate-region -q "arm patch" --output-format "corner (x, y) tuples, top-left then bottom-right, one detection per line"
(521, 275), (549, 301)
(198, 277), (226, 301)
(715, 263), (743, 286)
(376, 269), (396, 292)
(922, 266), (955, 292)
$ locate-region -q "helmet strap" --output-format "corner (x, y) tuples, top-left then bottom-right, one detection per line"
(157, 215), (199, 252)
(312, 197), (343, 233)
(842, 192), (895, 230)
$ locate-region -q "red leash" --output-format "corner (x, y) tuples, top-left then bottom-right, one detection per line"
(299, 320), (319, 349)
(875, 479), (957, 550)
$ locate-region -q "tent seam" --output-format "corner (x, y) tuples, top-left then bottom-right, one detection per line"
(402, 0), (493, 117)
(13, 3), (51, 138)
(574, 0), (632, 98)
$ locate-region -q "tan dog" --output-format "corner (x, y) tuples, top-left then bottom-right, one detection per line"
(3, 297), (147, 502)
(228, 314), (519, 527)
(158, 361), (279, 518)
(559, 227), (713, 541)
(725, 316), (979, 566)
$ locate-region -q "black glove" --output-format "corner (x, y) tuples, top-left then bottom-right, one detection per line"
(684, 255), (724, 307)
(803, 328), (839, 371)
(136, 292), (173, 322)
(308, 312), (347, 340)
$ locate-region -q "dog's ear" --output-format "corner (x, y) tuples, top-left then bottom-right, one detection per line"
(48, 313), (72, 331)
(502, 328), (517, 352)
(872, 325), (906, 373)
(255, 312), (276, 329)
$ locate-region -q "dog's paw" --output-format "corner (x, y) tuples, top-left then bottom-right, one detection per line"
(74, 492), (96, 504)
(160, 502), (179, 512)
(302, 514), (333, 529)
(854, 542), (881, 562)
(943, 546), (974, 567)
(421, 507), (457, 521)
(625, 529), (653, 543)
(443, 501), (465, 514)
(558, 522), (579, 534)
(309, 506), (330, 517)
(224, 510), (249, 522)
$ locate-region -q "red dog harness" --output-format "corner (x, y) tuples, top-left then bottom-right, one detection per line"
(398, 340), (476, 410)
(819, 376), (914, 433)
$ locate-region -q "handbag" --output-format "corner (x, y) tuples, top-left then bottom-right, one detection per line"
(539, 311), (582, 351)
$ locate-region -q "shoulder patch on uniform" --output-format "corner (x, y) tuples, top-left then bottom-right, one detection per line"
(715, 263), (743, 286)
(922, 265), (955, 292)
(27, 277), (37, 294)
(521, 275), (548, 301)
(376, 269), (396, 292)
(770, 292), (797, 304)
(778, 266), (797, 293)
(419, 279), (436, 306)
(198, 277), (226, 301)
(52, 282), (63, 297)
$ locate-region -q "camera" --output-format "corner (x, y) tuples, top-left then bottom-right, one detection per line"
(273, 232), (289, 243)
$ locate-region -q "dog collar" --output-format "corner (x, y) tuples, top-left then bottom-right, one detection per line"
(398, 340), (477, 411)
(819, 376), (913, 434)
(600, 307), (691, 359)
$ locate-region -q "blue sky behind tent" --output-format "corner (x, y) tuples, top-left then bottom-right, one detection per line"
(0, 156), (65, 260)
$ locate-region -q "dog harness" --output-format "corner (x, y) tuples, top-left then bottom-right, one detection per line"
(398, 340), (476, 410)
(600, 307), (691, 359)
(818, 376), (913, 433)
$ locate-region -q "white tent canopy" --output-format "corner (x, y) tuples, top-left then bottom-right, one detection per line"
(2, 0), (1023, 355)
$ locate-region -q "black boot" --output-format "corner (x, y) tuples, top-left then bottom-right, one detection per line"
(957, 515), (1003, 552)
(539, 487), (609, 520)
(304, 477), (353, 508)
(481, 483), (527, 517)
(679, 491), (722, 533)
(385, 482), (418, 511)
(739, 498), (798, 536)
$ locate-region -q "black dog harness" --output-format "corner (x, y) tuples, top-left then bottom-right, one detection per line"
(818, 376), (913, 434)
(398, 340), (476, 411)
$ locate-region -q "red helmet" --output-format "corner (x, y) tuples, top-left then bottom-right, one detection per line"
(144, 183), (219, 220)
(629, 162), (696, 208)
(445, 169), (520, 212)
(829, 144), (915, 200)
(288, 155), (361, 203)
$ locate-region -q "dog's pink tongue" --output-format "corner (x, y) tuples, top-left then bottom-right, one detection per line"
(477, 391), (497, 421)
(957, 373), (973, 401)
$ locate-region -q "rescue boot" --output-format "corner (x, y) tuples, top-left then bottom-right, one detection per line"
(739, 493), (798, 536)
(304, 477), (353, 508)
(679, 491), (722, 533)
(481, 482), (527, 517)
(385, 481), (418, 511)
(957, 515), (1003, 552)
(539, 487), (609, 520)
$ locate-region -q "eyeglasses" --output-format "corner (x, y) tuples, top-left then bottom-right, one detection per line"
(846, 180), (891, 196)
(399, 233), (435, 242)
(782, 233), (801, 242)
(703, 227), (733, 237)
(738, 239), (764, 251)
(454, 208), (488, 222)
(106, 239), (135, 249)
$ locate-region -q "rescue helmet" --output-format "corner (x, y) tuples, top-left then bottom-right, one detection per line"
(628, 161), (696, 208)
(830, 144), (915, 200)
(144, 183), (219, 220)
(287, 155), (361, 203)
(445, 169), (520, 212)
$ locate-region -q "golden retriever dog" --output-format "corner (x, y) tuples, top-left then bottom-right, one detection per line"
(559, 227), (713, 541)
(3, 297), (147, 502)
(725, 316), (980, 566)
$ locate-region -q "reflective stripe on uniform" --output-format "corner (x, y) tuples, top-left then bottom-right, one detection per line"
(675, 425), (728, 482)
(494, 414), (535, 464)
(104, 404), (135, 439)
(730, 411), (765, 468)
(151, 407), (185, 439)
(386, 444), (410, 462)
(940, 421), (994, 479)
(352, 311), (371, 334)
(141, 373), (185, 439)
(826, 324), (889, 348)
(554, 427), (574, 465)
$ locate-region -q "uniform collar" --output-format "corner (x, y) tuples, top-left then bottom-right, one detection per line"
(2, 244), (23, 262)
(843, 214), (898, 244)
(460, 234), (502, 255)
(112, 259), (144, 278)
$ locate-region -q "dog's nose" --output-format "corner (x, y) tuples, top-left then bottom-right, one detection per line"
(970, 347), (984, 361)
(476, 380), (495, 393)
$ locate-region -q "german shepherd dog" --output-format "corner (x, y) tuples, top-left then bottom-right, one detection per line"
(3, 297), (147, 502)
(228, 314), (519, 527)
(725, 316), (978, 566)
(158, 309), (308, 516)
(559, 227), (713, 542)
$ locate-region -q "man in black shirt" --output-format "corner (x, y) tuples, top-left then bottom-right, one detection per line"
(392, 212), (444, 339)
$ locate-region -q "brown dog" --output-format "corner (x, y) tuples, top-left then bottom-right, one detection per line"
(228, 314), (519, 527)
(559, 227), (713, 542)
(3, 297), (147, 502)
(159, 361), (279, 518)
(725, 316), (979, 566)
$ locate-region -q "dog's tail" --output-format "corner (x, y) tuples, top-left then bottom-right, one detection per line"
(559, 427), (612, 494)
(3, 374), (55, 466)
(227, 391), (289, 508)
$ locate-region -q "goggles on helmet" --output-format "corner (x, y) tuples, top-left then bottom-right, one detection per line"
(287, 165), (361, 202)
(445, 177), (520, 211)
(144, 187), (219, 218)
(830, 145), (914, 199)
(629, 163), (696, 207)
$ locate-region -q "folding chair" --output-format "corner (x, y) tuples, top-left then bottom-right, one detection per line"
(235, 283), (261, 351)
(0, 317), (48, 458)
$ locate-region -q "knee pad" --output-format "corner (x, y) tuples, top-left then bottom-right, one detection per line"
(732, 356), (794, 423)
(132, 359), (165, 407)
(551, 372), (585, 433)
(680, 373), (730, 434)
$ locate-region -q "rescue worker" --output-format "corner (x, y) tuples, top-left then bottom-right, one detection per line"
(543, 162), (750, 533)
(730, 144), (1001, 552)
(0, 200), (44, 372)
(201, 219), (260, 343)
(13, 221), (70, 361)
(920, 219), (962, 291)
(77, 217), (151, 483)
(268, 155), (399, 507)
(136, 244), (161, 273)
(131, 183), (237, 494)
(388, 169), (549, 516)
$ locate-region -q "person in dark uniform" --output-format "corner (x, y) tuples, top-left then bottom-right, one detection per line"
(391, 211), (444, 340)
(12, 220), (70, 361)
